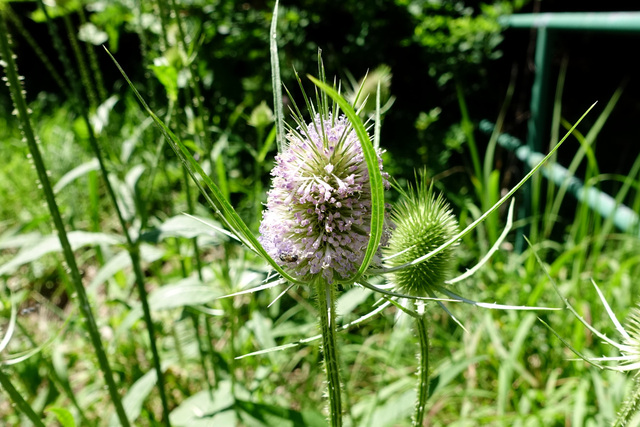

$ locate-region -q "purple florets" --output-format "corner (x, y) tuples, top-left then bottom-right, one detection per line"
(259, 114), (390, 283)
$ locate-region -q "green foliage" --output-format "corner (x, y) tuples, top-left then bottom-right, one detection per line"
(396, 0), (529, 86)
(1, 0), (639, 426)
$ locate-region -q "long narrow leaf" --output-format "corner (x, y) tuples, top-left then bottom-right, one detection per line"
(270, 0), (285, 153)
(104, 47), (304, 285)
(538, 319), (605, 370)
(526, 236), (622, 348)
(446, 199), (515, 284)
(309, 76), (385, 284)
(236, 300), (392, 359)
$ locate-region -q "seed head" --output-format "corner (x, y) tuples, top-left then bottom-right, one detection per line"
(259, 113), (391, 284)
(384, 177), (458, 296)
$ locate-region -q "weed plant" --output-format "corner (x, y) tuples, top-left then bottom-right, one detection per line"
(1, 1), (639, 427)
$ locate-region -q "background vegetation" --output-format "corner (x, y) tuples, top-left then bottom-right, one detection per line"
(1, 0), (639, 425)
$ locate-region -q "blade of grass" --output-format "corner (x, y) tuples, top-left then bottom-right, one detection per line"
(0, 369), (46, 427)
(0, 15), (130, 426)
(545, 83), (624, 238)
(541, 56), (568, 238)
(36, 2), (171, 421)
(456, 81), (482, 198)
(538, 319), (605, 370)
(525, 237), (622, 349)
(0, 292), (17, 353)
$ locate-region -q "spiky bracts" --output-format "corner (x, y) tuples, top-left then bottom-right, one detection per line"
(613, 306), (640, 427)
(616, 305), (640, 372)
(259, 113), (390, 284)
(384, 178), (458, 296)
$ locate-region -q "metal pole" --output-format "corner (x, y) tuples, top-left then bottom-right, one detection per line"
(499, 12), (640, 31)
(517, 26), (552, 251)
(480, 120), (640, 236)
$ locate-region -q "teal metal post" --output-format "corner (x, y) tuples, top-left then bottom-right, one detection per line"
(499, 12), (640, 31)
(528, 27), (551, 154)
(480, 120), (640, 236)
(517, 26), (551, 250)
(498, 12), (640, 249)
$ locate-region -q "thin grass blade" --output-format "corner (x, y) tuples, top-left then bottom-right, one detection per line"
(538, 318), (605, 369)
(446, 199), (515, 284)
(526, 237), (622, 348)
(0, 294), (17, 353)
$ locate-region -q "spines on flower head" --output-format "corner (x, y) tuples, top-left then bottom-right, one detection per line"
(259, 113), (391, 284)
(619, 305), (640, 371)
(383, 173), (458, 296)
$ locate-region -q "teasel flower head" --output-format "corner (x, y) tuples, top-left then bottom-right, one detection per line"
(259, 112), (391, 284)
(383, 172), (458, 296)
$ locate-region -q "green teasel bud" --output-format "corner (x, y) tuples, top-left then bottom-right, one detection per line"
(384, 172), (458, 296)
(248, 100), (274, 129)
(347, 64), (394, 117)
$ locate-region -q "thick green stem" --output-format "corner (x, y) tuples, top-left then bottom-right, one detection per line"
(182, 165), (204, 279)
(77, 6), (107, 102)
(414, 312), (430, 427)
(34, 3), (172, 423)
(63, 13), (97, 108)
(0, 369), (46, 427)
(203, 315), (221, 385)
(130, 248), (172, 426)
(0, 15), (130, 426)
(614, 374), (640, 427)
(315, 279), (342, 426)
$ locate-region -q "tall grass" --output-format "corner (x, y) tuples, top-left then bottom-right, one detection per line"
(1, 2), (639, 426)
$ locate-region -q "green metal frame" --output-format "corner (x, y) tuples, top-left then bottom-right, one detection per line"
(499, 12), (640, 153)
(480, 120), (639, 237)
(498, 12), (640, 248)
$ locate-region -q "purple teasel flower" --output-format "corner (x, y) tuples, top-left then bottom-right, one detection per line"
(259, 113), (392, 284)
